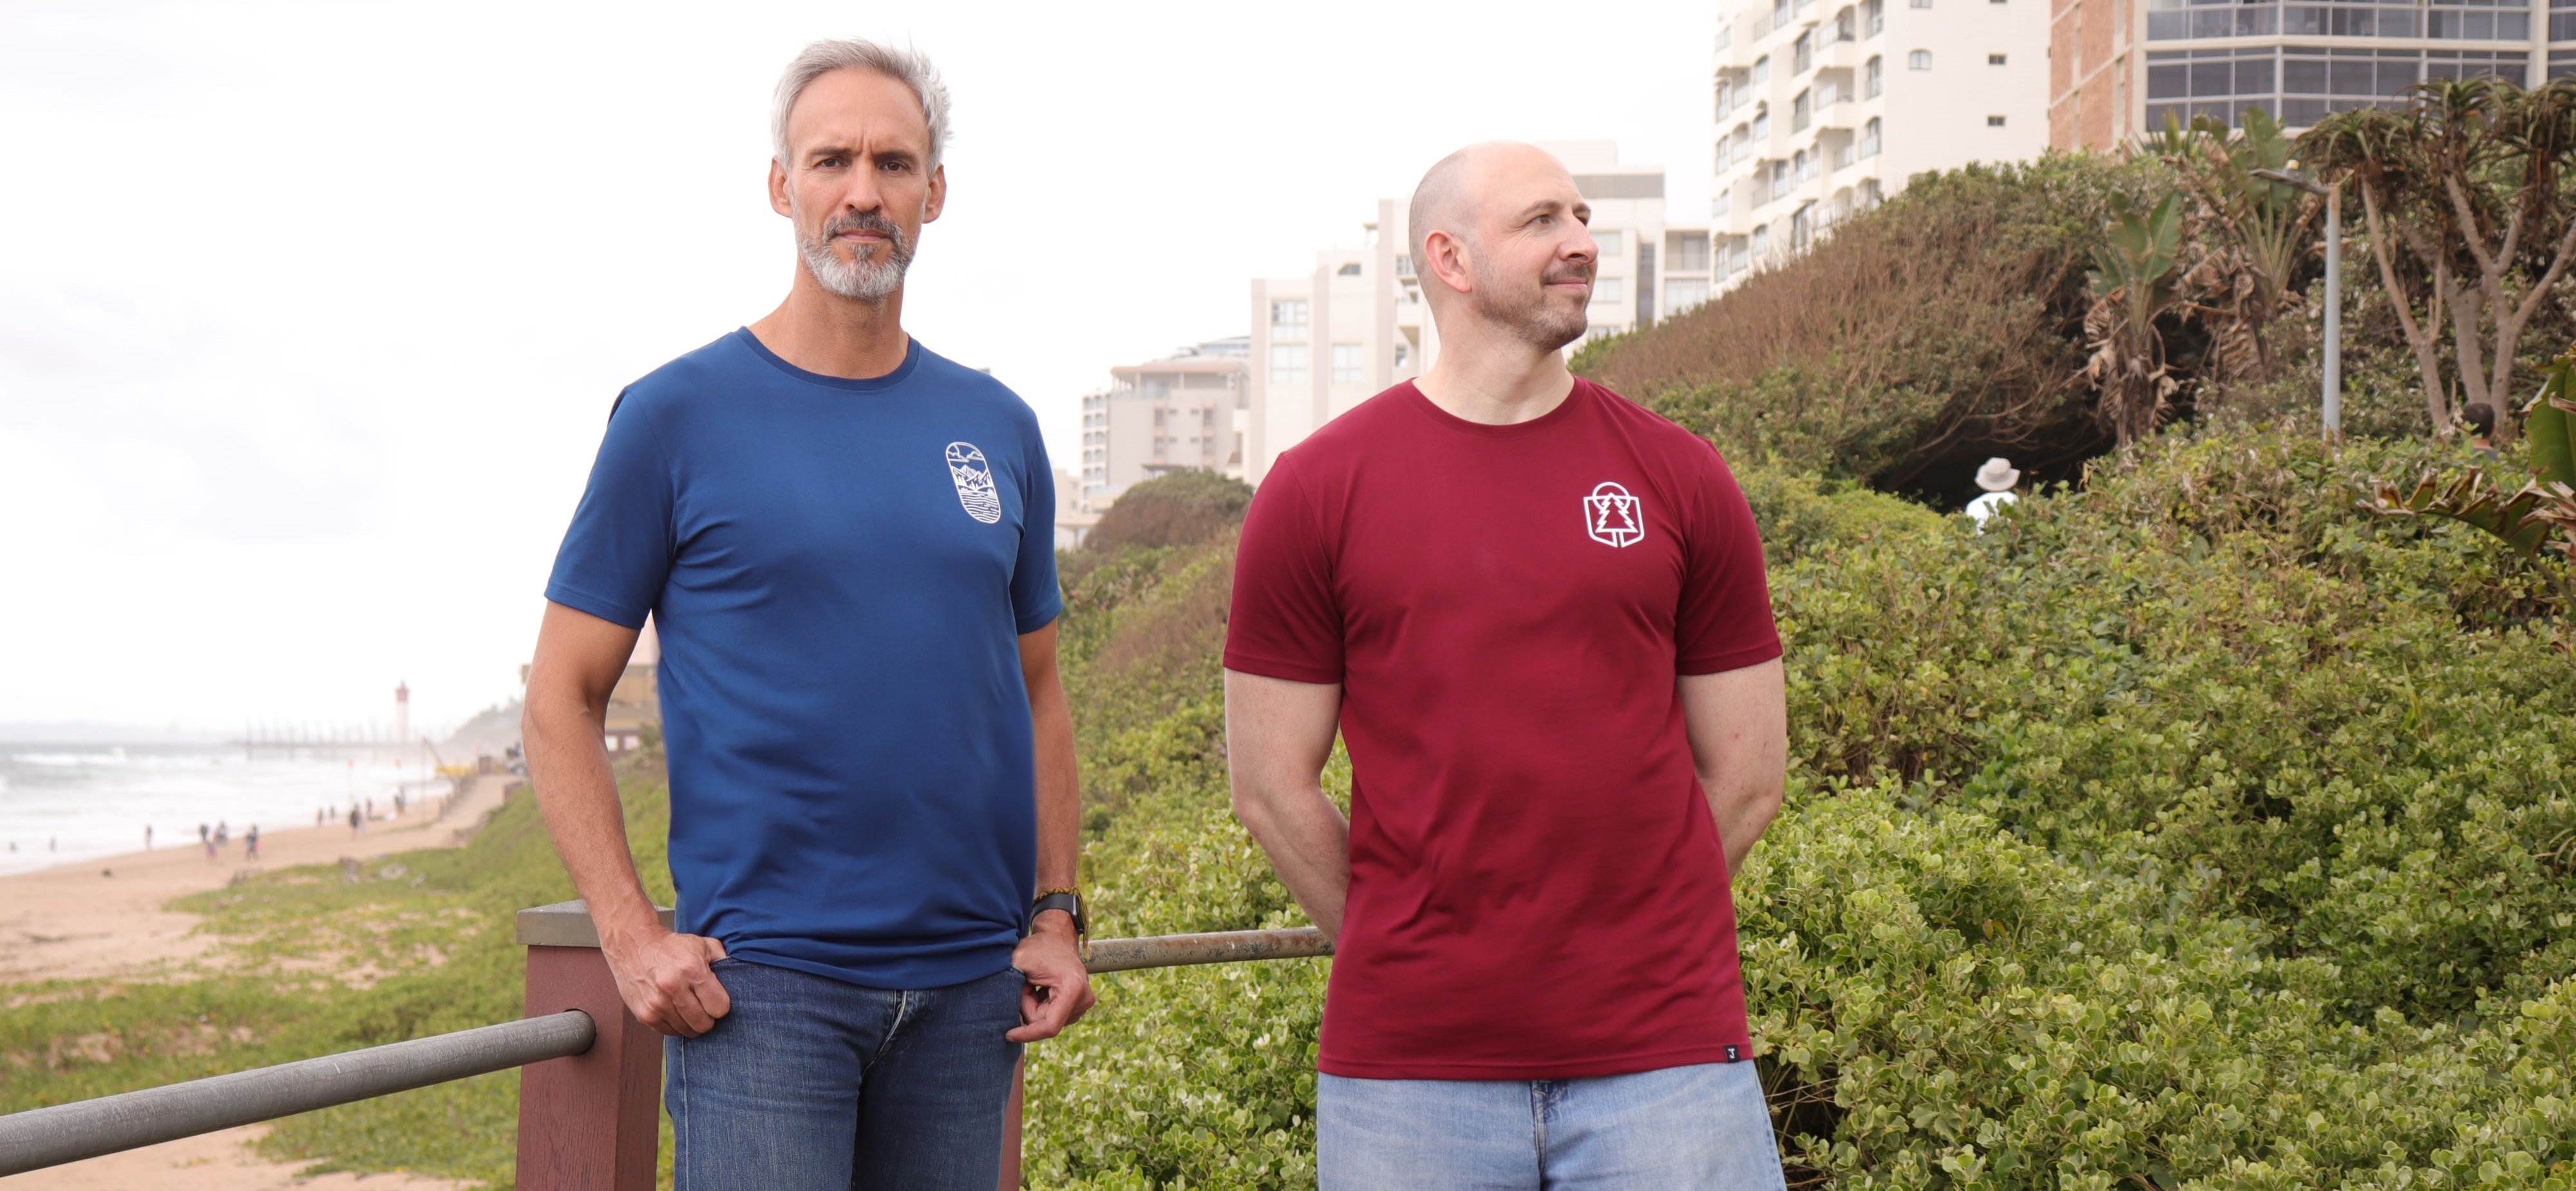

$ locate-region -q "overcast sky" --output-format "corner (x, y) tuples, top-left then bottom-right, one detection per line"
(0, 0), (1716, 733)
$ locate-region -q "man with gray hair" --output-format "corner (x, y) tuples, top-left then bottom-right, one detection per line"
(524, 39), (1091, 1190)
(1227, 142), (1792, 1186)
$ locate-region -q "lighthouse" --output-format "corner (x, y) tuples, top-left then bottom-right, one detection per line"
(393, 680), (410, 746)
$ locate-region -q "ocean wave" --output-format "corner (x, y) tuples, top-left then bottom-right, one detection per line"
(9, 749), (130, 766)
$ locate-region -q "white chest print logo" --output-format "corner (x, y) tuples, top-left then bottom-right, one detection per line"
(1585, 482), (1645, 548)
(946, 442), (1003, 524)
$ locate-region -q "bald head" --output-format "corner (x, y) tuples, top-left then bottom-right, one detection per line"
(1405, 142), (1597, 352)
(1408, 141), (1575, 276)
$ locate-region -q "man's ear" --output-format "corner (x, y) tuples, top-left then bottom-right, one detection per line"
(1421, 229), (1473, 296)
(768, 158), (793, 218)
(923, 163), (947, 225)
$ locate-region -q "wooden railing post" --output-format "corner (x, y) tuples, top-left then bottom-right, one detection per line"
(515, 899), (670, 1191)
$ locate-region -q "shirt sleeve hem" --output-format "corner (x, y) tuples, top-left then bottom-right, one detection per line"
(1220, 650), (1345, 686)
(1015, 599), (1063, 635)
(544, 583), (650, 631)
(1677, 639), (1784, 677)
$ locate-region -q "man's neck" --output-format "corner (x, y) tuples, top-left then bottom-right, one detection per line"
(1413, 319), (1575, 426)
(747, 270), (911, 380)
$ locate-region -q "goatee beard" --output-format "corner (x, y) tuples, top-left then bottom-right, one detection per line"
(800, 209), (913, 302)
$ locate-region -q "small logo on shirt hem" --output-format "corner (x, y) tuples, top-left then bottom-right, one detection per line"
(1584, 482), (1645, 548)
(947, 442), (1003, 525)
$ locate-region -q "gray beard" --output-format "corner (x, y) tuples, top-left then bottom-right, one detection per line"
(800, 223), (912, 303)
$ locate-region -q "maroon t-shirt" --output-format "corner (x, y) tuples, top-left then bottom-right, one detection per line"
(1224, 378), (1781, 1080)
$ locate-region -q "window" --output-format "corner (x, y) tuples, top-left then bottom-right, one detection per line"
(1595, 229), (1624, 256)
(1835, 7), (1856, 41)
(1794, 32), (1813, 75)
(1909, 49), (1933, 69)
(1866, 55), (1883, 95)
(1773, 0), (1790, 21)
(1714, 186), (1732, 216)
(1860, 178), (1882, 207)
(1717, 135), (1734, 170)
(1794, 89), (1812, 131)
(1669, 232), (1711, 271)
(1753, 107), (1771, 140)
(1269, 343), (1307, 387)
(1666, 278), (1711, 315)
(1396, 254), (1415, 279)
(1865, 0), (1885, 34)
(1336, 262), (1362, 276)
(1989, 53), (2007, 65)
(1752, 225), (1772, 257)
(1331, 343), (1363, 384)
(1861, 116), (1883, 156)
(1269, 298), (1308, 340)
(1753, 56), (1770, 85)
(1987, 114), (2007, 126)
(1591, 277), (1625, 306)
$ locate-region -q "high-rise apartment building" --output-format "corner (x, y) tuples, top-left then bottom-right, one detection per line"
(1075, 337), (1249, 505)
(2052, 0), (2576, 150)
(1245, 144), (1709, 483)
(1712, 0), (2050, 293)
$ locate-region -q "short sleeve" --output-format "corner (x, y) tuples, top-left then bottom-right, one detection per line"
(544, 391), (675, 629)
(1224, 457), (1346, 684)
(1011, 433), (1064, 634)
(1676, 444), (1784, 675)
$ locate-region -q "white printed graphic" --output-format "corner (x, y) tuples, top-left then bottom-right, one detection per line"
(1584, 482), (1645, 548)
(946, 442), (1003, 524)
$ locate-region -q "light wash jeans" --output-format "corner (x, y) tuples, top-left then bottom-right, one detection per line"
(1318, 1060), (1789, 1190)
(664, 957), (1023, 1191)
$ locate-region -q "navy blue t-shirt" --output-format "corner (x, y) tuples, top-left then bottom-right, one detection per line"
(545, 328), (1061, 989)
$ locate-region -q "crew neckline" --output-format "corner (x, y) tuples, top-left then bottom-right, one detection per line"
(733, 327), (923, 391)
(1400, 377), (1591, 439)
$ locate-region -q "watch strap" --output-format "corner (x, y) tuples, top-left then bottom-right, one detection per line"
(1030, 891), (1086, 937)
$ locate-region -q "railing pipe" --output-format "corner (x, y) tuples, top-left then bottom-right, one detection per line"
(0, 902), (1334, 1187)
(0, 1011), (594, 1177)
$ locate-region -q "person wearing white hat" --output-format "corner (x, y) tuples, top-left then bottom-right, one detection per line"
(1965, 457), (2021, 529)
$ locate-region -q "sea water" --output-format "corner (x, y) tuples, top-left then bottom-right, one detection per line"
(0, 745), (440, 877)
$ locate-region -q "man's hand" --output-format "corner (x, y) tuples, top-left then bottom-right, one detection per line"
(1005, 914), (1095, 1042)
(603, 926), (732, 1038)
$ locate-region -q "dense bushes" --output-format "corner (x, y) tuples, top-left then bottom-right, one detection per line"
(1577, 155), (2169, 497)
(1020, 420), (2576, 1188)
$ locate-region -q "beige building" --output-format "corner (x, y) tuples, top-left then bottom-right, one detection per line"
(2051, 0), (2576, 150)
(1246, 143), (1708, 483)
(1075, 338), (1249, 505)
(1712, 0), (2050, 292)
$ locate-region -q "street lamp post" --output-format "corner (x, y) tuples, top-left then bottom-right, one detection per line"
(2253, 166), (2340, 439)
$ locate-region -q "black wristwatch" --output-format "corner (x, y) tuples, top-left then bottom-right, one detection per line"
(1030, 889), (1086, 937)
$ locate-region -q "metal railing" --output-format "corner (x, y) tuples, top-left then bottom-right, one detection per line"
(0, 900), (1332, 1188)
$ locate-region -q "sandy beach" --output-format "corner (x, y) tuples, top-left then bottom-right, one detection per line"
(1, 773), (518, 1188)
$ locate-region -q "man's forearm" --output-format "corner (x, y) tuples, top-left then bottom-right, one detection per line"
(525, 694), (661, 944)
(1233, 783), (1352, 939)
(1707, 780), (1783, 874)
(1028, 677), (1081, 896)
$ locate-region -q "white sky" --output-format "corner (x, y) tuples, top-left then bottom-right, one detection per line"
(0, 0), (1716, 733)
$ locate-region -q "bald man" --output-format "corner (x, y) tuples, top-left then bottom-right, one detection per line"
(1225, 142), (1792, 1188)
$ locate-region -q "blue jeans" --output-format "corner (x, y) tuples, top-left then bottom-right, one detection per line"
(1317, 1061), (1789, 1190)
(665, 957), (1023, 1191)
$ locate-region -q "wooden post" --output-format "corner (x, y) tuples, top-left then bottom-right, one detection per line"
(515, 900), (671, 1191)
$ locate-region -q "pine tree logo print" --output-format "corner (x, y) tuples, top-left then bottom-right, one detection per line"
(946, 442), (1003, 524)
(1585, 482), (1645, 548)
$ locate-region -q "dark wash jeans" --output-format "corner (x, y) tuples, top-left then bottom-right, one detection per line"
(665, 957), (1023, 1191)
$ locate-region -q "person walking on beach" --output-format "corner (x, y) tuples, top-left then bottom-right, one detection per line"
(348, 805), (363, 837)
(1226, 142), (1792, 1190)
(144, 825), (153, 851)
(524, 39), (1090, 1191)
(214, 821), (229, 855)
(245, 824), (260, 862)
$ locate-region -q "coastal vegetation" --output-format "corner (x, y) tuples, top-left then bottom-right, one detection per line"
(9, 98), (2576, 1185)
